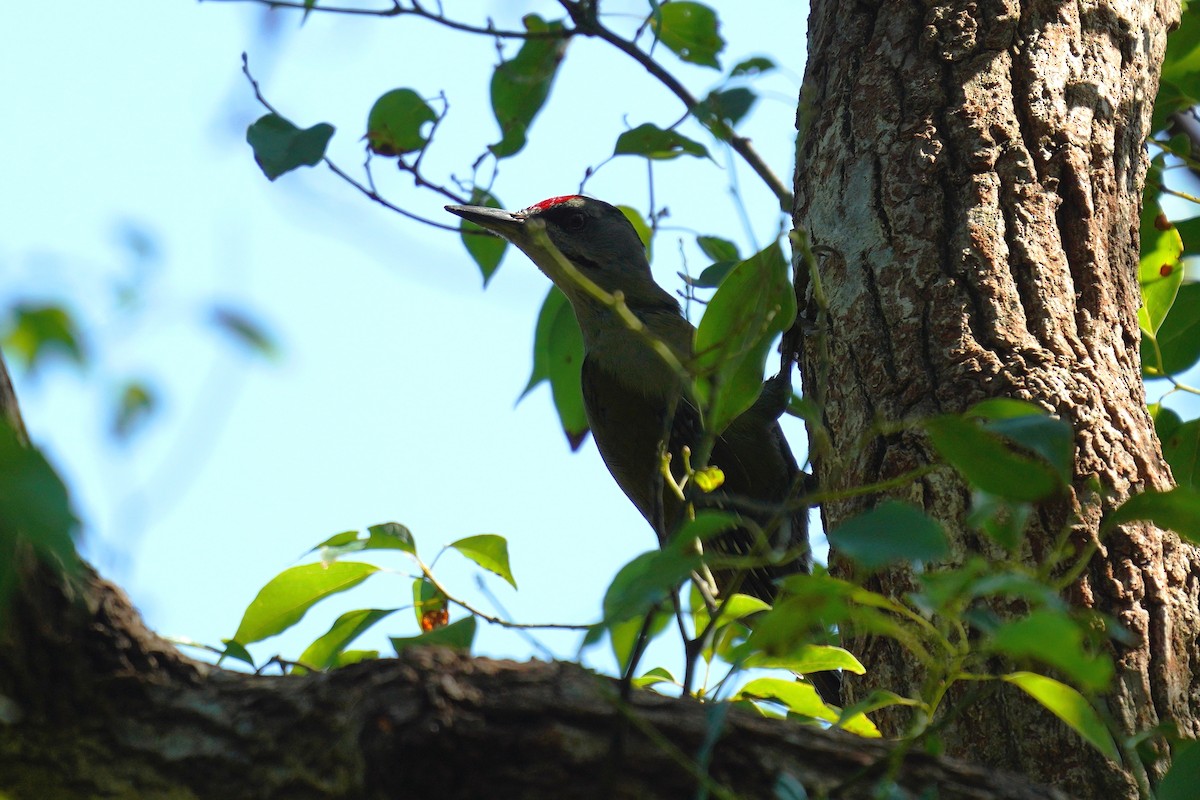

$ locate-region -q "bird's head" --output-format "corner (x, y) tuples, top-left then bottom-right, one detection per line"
(446, 196), (674, 311)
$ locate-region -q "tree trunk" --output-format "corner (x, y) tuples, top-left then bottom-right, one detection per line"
(793, 1), (1198, 796)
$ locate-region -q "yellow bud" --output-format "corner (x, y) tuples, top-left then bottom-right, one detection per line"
(693, 466), (725, 493)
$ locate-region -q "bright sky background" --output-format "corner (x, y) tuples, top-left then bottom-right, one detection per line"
(2, 0), (819, 676)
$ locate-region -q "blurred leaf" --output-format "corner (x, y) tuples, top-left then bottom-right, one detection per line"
(617, 204), (653, 260)
(523, 287), (589, 449)
(1159, 739), (1200, 800)
(827, 501), (948, 570)
(294, 607), (397, 673)
(1151, 403), (1183, 441)
(729, 56), (775, 77)
(607, 607), (672, 672)
(925, 414), (1060, 501)
(691, 590), (769, 639)
(1105, 486), (1200, 541)
(602, 544), (701, 628)
(1161, 418), (1200, 489)
(449, 533), (517, 589)
(365, 88), (437, 156)
(1138, 199), (1184, 336)
(1145, 283), (1200, 376)
(210, 305), (279, 359)
(232, 562), (379, 645)
(391, 615), (477, 654)
(697, 87), (756, 128)
(489, 15), (567, 158)
(1002, 672), (1118, 761)
(966, 491), (1031, 552)
(3, 303), (86, 374)
(966, 399), (1074, 484)
(989, 610), (1112, 691)
(246, 113), (334, 181)
(649, 1), (724, 69)
(111, 380), (157, 441)
(693, 241), (796, 435)
(459, 188), (507, 284)
(332, 649), (379, 667)
(0, 420), (79, 613)
(614, 123), (710, 160)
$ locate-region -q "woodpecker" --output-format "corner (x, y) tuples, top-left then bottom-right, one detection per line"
(446, 194), (809, 588)
(446, 196), (835, 699)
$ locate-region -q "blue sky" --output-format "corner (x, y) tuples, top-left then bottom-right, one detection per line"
(3, 1), (817, 674)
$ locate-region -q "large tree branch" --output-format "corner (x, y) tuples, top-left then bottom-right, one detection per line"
(0, 547), (1074, 799)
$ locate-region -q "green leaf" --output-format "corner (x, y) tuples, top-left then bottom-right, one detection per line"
(737, 677), (832, 717)
(489, 15), (567, 159)
(693, 241), (796, 435)
(457, 188), (507, 284)
(365, 88), (437, 156)
(1162, 418), (1200, 489)
(687, 235), (740, 289)
(1001, 672), (1118, 761)
(210, 305), (279, 359)
(412, 577), (448, 629)
(310, 522), (417, 560)
(2, 303), (86, 374)
(696, 236), (740, 263)
(1159, 738), (1200, 800)
(219, 639), (255, 669)
(231, 562), (379, 645)
(827, 501), (948, 570)
(925, 414), (1060, 501)
(602, 545), (701, 627)
(366, 522), (417, 553)
(738, 677), (880, 737)
(522, 287), (589, 450)
(614, 123), (710, 160)
(630, 666), (677, 689)
(1146, 282), (1200, 376)
(1138, 200), (1184, 336)
(246, 113), (334, 181)
(1105, 486), (1200, 541)
(989, 610), (1113, 691)
(649, 2), (725, 69)
(294, 608), (397, 673)
(391, 615), (477, 654)
(112, 380), (157, 441)
(449, 534), (517, 589)
(742, 643), (866, 675)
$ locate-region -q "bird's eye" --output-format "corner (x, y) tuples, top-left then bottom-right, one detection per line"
(565, 212), (586, 231)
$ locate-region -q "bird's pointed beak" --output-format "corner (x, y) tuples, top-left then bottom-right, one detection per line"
(445, 204), (525, 241)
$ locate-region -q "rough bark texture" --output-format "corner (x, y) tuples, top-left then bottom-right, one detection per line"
(793, 1), (1198, 797)
(0, 556), (1074, 800)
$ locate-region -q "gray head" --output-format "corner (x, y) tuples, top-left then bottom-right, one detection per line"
(446, 196), (677, 311)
